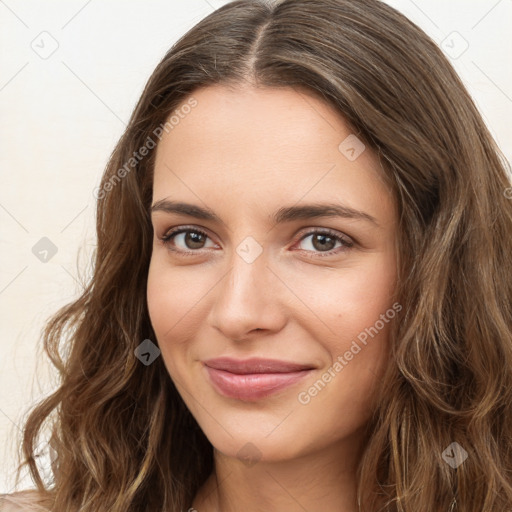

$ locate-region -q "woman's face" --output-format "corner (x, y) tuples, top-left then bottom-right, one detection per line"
(147, 84), (398, 464)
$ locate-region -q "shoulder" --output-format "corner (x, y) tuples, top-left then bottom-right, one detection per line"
(0, 490), (50, 511)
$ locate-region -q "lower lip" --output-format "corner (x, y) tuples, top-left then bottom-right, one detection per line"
(204, 366), (312, 401)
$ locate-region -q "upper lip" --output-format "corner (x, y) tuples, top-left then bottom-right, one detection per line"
(203, 357), (315, 374)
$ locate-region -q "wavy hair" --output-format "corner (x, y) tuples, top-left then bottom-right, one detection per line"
(9, 0), (512, 510)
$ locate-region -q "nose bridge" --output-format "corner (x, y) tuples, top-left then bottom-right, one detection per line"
(221, 239), (271, 312)
(208, 235), (285, 338)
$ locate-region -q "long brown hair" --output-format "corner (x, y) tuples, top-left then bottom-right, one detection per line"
(10, 0), (512, 510)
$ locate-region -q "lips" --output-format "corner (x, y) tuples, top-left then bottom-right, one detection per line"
(203, 357), (315, 401)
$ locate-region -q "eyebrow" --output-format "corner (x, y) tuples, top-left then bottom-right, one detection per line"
(151, 199), (380, 227)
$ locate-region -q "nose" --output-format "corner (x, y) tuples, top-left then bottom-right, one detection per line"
(207, 245), (287, 342)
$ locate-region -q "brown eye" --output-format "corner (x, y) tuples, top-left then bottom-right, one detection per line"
(182, 231), (207, 249)
(312, 233), (336, 251)
(161, 228), (216, 253)
(296, 229), (354, 256)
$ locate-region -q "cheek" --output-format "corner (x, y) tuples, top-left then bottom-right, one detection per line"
(147, 255), (206, 334)
(286, 251), (397, 337)
(147, 258), (191, 381)
(316, 258), (396, 413)
(147, 258), (175, 334)
(146, 255), (217, 374)
(289, 253), (396, 400)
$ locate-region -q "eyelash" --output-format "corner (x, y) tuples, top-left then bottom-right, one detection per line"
(159, 225), (354, 258)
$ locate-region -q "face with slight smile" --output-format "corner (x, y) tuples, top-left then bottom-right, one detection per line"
(147, 84), (398, 464)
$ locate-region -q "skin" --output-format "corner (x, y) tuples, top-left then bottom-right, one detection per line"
(147, 84), (398, 512)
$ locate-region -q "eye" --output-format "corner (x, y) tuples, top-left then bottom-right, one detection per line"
(294, 229), (354, 257)
(160, 226), (217, 256)
(158, 226), (354, 257)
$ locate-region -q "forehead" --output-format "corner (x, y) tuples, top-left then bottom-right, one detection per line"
(152, 84), (394, 224)
(156, 84), (366, 165)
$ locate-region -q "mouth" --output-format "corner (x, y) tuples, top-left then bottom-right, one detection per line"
(202, 357), (315, 401)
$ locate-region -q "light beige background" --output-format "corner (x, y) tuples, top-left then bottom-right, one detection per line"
(1, 0), (511, 494)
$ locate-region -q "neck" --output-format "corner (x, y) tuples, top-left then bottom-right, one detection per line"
(192, 429), (366, 512)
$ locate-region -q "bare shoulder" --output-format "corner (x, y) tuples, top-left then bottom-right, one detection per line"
(0, 490), (50, 511)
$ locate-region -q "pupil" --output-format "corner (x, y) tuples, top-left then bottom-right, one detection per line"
(186, 232), (204, 249)
(314, 234), (334, 251)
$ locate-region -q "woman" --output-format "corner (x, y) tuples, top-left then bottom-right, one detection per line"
(2, 0), (512, 510)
